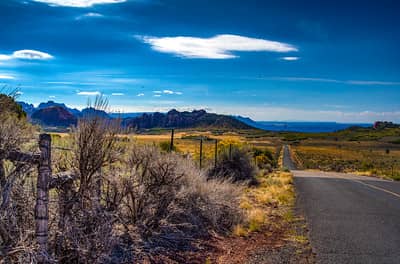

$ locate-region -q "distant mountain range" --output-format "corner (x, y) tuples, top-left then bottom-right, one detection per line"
(123, 109), (253, 130)
(235, 116), (372, 132)
(31, 106), (77, 127)
(17, 100), (377, 132)
(17, 101), (254, 130)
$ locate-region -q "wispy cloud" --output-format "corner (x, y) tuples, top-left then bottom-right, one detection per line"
(0, 74), (15, 79)
(32, 0), (126, 8)
(259, 76), (400, 86)
(281, 56), (300, 61)
(49, 95), (56, 98)
(272, 77), (340, 83)
(153, 94), (161, 97)
(138, 34), (297, 59)
(153, 90), (182, 95)
(77, 91), (101, 96)
(0, 50), (53, 61)
(347, 80), (400, 85)
(163, 89), (182, 95)
(137, 93), (145, 97)
(111, 92), (124, 96)
(76, 12), (104, 20)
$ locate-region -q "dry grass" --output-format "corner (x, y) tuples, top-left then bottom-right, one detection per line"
(233, 170), (295, 236)
(293, 143), (400, 180)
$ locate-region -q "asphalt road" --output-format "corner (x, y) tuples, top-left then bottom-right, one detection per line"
(283, 145), (400, 264)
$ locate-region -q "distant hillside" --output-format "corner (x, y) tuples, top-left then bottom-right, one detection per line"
(31, 106), (77, 127)
(109, 112), (152, 119)
(123, 109), (254, 130)
(234, 116), (268, 130)
(81, 107), (110, 119)
(37, 101), (81, 116)
(18, 101), (36, 116)
(234, 115), (372, 133)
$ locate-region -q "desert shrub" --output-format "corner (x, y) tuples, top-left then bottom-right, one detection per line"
(158, 140), (178, 152)
(252, 148), (275, 171)
(208, 146), (257, 184)
(51, 97), (123, 263)
(0, 95), (37, 263)
(71, 97), (122, 202)
(109, 143), (243, 259)
(53, 207), (118, 264)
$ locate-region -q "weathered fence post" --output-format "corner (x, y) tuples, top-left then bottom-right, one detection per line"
(36, 133), (51, 263)
(0, 159), (5, 187)
(214, 139), (218, 169)
(169, 128), (174, 152)
(199, 138), (203, 169)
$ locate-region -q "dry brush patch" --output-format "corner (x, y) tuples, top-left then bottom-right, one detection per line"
(293, 144), (400, 180)
(205, 170), (314, 264)
(0, 98), (247, 263)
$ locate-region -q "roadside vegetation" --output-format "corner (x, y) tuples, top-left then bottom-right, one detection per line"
(1, 94), (290, 263)
(292, 143), (400, 180)
(4, 90), (398, 262)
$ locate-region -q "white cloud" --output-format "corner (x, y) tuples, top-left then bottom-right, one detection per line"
(138, 34), (297, 59)
(15, 91), (23, 95)
(111, 93), (124, 96)
(49, 95), (56, 98)
(163, 89), (174, 94)
(0, 50), (53, 61)
(281, 56), (300, 61)
(76, 12), (104, 19)
(0, 74), (15, 79)
(154, 89), (183, 95)
(137, 93), (145, 97)
(0, 55), (12, 61)
(77, 91), (101, 96)
(13, 50), (53, 60)
(32, 0), (126, 7)
(153, 94), (161, 97)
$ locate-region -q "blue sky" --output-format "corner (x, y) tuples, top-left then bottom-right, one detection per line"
(0, 0), (399, 122)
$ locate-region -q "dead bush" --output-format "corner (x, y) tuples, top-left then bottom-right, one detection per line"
(111, 143), (243, 259)
(71, 96), (122, 204)
(0, 95), (37, 263)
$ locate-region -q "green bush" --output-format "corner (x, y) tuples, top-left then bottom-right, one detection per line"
(159, 140), (178, 152)
(208, 146), (257, 184)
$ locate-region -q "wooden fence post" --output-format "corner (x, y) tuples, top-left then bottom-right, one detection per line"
(199, 138), (203, 169)
(0, 159), (5, 187)
(214, 139), (218, 169)
(36, 133), (51, 263)
(169, 128), (175, 152)
(229, 144), (232, 160)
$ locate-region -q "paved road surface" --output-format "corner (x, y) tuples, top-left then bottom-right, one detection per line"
(283, 145), (400, 264)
